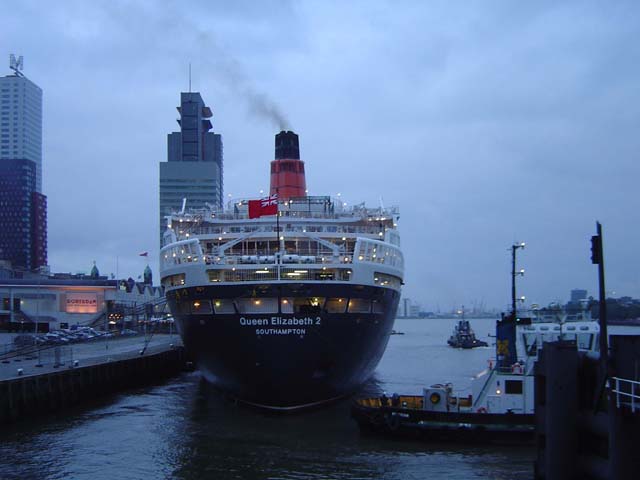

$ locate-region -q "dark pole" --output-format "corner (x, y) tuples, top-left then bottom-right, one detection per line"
(275, 188), (280, 255)
(275, 188), (280, 281)
(511, 245), (517, 318)
(593, 222), (608, 369)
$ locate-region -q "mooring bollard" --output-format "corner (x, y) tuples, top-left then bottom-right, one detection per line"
(17, 368), (23, 376)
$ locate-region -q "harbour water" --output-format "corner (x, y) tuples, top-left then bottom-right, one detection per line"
(0, 318), (535, 479)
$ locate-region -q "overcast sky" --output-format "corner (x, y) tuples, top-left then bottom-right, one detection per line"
(3, 1), (640, 312)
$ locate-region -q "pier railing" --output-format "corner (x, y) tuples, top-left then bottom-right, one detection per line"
(611, 376), (640, 413)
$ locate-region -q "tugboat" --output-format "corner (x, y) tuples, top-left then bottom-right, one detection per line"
(447, 310), (488, 349)
(351, 242), (599, 443)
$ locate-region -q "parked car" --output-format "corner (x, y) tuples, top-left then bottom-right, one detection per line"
(13, 334), (37, 348)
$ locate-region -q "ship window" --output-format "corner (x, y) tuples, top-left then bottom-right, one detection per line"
(325, 298), (347, 313)
(191, 300), (212, 315)
(348, 298), (371, 313)
(208, 270), (222, 282)
(212, 299), (236, 314)
(162, 273), (185, 288)
(373, 272), (401, 289)
(292, 297), (324, 314)
(315, 270), (335, 281)
(236, 298), (278, 314)
(281, 298), (293, 313)
(505, 380), (523, 395)
(372, 299), (384, 314)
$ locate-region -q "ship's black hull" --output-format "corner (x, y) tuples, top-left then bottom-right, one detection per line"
(166, 283), (400, 409)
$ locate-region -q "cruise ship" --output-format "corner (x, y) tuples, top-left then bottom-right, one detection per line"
(159, 131), (404, 410)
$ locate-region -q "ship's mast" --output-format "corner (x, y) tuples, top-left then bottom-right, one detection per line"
(511, 242), (525, 318)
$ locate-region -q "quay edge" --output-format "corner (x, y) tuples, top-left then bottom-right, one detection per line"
(0, 346), (188, 425)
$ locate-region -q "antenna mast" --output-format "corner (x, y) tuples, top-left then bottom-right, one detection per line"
(189, 62), (192, 93)
(9, 54), (24, 77)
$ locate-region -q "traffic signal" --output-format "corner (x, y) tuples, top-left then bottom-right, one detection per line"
(591, 235), (601, 264)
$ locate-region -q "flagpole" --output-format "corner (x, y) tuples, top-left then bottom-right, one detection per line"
(276, 188), (280, 281)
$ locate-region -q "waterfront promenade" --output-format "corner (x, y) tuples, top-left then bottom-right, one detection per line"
(0, 334), (182, 381)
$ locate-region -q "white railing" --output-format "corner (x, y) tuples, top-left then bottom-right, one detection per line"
(611, 376), (640, 413)
(205, 253), (354, 266)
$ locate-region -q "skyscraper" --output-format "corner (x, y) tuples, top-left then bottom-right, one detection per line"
(0, 56), (47, 271)
(0, 56), (43, 192)
(159, 92), (223, 244)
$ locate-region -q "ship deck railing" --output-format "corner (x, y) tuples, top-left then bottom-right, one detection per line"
(170, 204), (399, 223)
(205, 252), (356, 266)
(611, 376), (640, 413)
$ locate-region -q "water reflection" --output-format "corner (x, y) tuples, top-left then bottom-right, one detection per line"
(0, 319), (534, 480)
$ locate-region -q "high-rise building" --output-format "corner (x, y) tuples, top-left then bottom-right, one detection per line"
(159, 92), (223, 244)
(0, 57), (43, 192)
(0, 56), (47, 271)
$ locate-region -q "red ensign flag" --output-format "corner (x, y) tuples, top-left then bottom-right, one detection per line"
(248, 194), (278, 219)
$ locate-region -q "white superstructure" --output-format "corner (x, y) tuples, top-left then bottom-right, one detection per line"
(160, 196), (404, 296)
